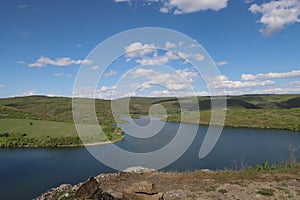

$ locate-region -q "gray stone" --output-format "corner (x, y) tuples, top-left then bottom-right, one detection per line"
(123, 166), (156, 173)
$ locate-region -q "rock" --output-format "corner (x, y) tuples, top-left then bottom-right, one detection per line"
(73, 177), (121, 200)
(97, 191), (120, 200)
(123, 181), (163, 200)
(124, 181), (157, 195)
(123, 166), (156, 173)
(74, 177), (100, 199)
(34, 184), (72, 200)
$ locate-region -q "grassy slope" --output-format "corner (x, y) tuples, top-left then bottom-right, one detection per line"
(117, 94), (300, 131)
(0, 96), (123, 147)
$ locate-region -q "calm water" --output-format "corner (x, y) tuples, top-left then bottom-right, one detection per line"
(0, 116), (299, 200)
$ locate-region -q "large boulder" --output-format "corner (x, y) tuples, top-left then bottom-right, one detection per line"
(74, 177), (100, 199)
(123, 181), (163, 200)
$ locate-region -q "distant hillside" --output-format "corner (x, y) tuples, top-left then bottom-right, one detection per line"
(0, 94), (300, 132)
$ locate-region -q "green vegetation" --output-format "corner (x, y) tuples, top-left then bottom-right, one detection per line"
(257, 188), (275, 196)
(0, 94), (299, 147)
(0, 119), (123, 147)
(218, 189), (228, 194)
(0, 96), (123, 147)
(116, 94), (300, 131)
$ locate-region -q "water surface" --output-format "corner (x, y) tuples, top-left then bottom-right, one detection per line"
(0, 116), (299, 199)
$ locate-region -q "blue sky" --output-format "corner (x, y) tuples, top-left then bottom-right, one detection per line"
(0, 0), (300, 98)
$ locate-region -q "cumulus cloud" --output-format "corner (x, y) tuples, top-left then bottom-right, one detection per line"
(129, 67), (198, 93)
(114, 0), (228, 14)
(124, 42), (156, 61)
(103, 70), (117, 78)
(241, 70), (300, 81)
(208, 75), (275, 89)
(161, 0), (228, 14)
(136, 51), (179, 66)
(28, 56), (92, 67)
(249, 0), (300, 36)
(124, 41), (205, 65)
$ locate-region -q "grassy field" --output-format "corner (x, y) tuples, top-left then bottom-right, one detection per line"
(0, 119), (123, 147)
(167, 108), (300, 131)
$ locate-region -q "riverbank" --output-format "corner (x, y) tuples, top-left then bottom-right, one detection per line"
(166, 108), (300, 132)
(36, 164), (300, 200)
(57, 136), (124, 147)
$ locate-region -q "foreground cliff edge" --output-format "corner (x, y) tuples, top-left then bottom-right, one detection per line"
(35, 164), (300, 200)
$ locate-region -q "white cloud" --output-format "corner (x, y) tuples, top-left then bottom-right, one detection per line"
(290, 81), (300, 87)
(23, 90), (36, 96)
(159, 7), (169, 13)
(28, 56), (92, 67)
(241, 70), (300, 81)
(249, 0), (300, 36)
(129, 67), (198, 94)
(178, 51), (205, 63)
(114, 0), (130, 2)
(131, 68), (157, 78)
(0, 84), (5, 88)
(91, 65), (99, 70)
(103, 70), (117, 78)
(151, 90), (173, 96)
(53, 73), (72, 78)
(73, 86), (135, 99)
(114, 0), (228, 14)
(124, 42), (156, 61)
(17, 60), (26, 65)
(162, 0), (228, 14)
(124, 41), (204, 65)
(251, 87), (300, 94)
(136, 51), (179, 66)
(208, 75), (275, 89)
(216, 61), (229, 66)
(165, 41), (177, 49)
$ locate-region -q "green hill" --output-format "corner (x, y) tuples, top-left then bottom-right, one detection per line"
(0, 94), (299, 147)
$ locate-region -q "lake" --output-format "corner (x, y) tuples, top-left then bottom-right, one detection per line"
(0, 116), (299, 199)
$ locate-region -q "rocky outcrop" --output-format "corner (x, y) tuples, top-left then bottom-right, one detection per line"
(35, 167), (162, 200)
(122, 181), (163, 200)
(35, 184), (72, 200)
(35, 166), (300, 200)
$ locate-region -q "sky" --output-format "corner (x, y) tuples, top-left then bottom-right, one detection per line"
(0, 0), (300, 98)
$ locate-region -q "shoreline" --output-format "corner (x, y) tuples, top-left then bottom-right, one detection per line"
(0, 136), (124, 148)
(57, 136), (124, 147)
